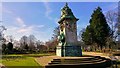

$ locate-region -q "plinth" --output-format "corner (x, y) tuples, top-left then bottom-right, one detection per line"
(56, 45), (82, 57)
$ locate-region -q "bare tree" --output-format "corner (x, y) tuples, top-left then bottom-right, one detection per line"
(106, 11), (117, 31)
(52, 26), (60, 40)
(28, 35), (36, 51)
(106, 10), (118, 49)
(0, 24), (7, 54)
(36, 40), (45, 52)
(19, 35), (28, 50)
(0, 25), (7, 42)
(118, 1), (120, 42)
(8, 35), (14, 43)
(106, 10), (118, 39)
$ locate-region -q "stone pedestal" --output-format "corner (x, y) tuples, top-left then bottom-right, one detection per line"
(56, 3), (82, 57)
(56, 45), (82, 57)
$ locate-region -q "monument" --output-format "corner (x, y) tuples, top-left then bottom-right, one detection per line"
(46, 3), (112, 68)
(56, 3), (82, 57)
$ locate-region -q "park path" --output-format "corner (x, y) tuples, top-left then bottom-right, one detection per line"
(35, 52), (113, 67)
(35, 56), (61, 66)
(0, 63), (6, 68)
(83, 52), (111, 58)
(83, 52), (120, 60)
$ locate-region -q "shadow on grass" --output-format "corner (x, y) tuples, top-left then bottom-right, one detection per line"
(2, 53), (54, 59)
(2, 55), (26, 60)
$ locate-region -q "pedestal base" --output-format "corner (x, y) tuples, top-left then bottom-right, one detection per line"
(56, 45), (82, 57)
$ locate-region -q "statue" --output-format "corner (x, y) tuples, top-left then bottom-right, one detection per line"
(58, 32), (65, 46)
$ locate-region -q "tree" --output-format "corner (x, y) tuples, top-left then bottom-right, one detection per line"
(118, 1), (120, 42)
(9, 35), (14, 43)
(106, 10), (117, 34)
(82, 26), (94, 45)
(79, 28), (85, 41)
(0, 25), (7, 50)
(0, 25), (7, 54)
(24, 44), (29, 51)
(28, 35), (36, 51)
(105, 4), (120, 49)
(7, 42), (13, 51)
(50, 26), (60, 51)
(36, 40), (44, 51)
(52, 26), (60, 40)
(0, 25), (7, 41)
(106, 10), (118, 36)
(5, 42), (13, 54)
(2, 43), (6, 54)
(45, 26), (60, 52)
(19, 35), (28, 51)
(82, 7), (111, 50)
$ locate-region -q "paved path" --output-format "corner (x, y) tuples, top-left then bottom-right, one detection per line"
(82, 52), (111, 58)
(35, 56), (61, 66)
(83, 52), (120, 61)
(0, 63), (6, 68)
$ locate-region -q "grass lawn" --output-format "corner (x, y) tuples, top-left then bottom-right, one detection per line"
(2, 57), (41, 68)
(1, 53), (54, 68)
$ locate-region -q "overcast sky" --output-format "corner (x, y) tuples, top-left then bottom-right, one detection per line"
(2, 2), (118, 42)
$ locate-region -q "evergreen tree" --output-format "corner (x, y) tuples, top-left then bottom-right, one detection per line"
(82, 26), (93, 45)
(7, 42), (13, 51)
(82, 7), (111, 50)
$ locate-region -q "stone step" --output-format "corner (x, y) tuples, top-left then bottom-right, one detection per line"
(52, 58), (103, 61)
(46, 61), (111, 68)
(50, 59), (104, 64)
(45, 56), (112, 68)
(52, 58), (101, 62)
(49, 60), (105, 65)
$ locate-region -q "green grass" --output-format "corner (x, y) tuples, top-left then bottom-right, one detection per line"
(2, 57), (39, 66)
(0, 53), (54, 68)
(1, 55), (42, 68)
